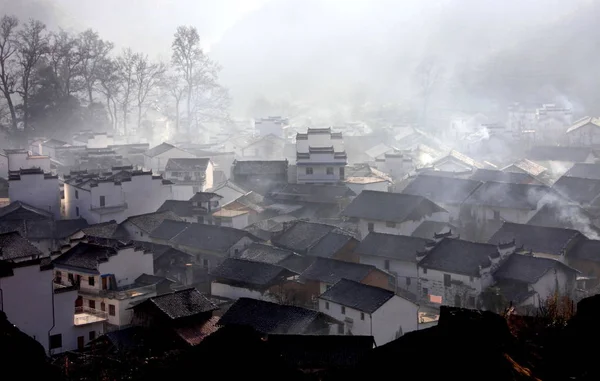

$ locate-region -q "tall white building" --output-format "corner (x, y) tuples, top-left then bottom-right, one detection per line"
(295, 128), (347, 184)
(254, 116), (289, 138)
(8, 168), (61, 219)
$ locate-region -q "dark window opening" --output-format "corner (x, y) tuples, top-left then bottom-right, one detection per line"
(306, 167), (313, 175)
(368, 223), (374, 232)
(326, 167), (333, 175)
(444, 274), (451, 287)
(99, 196), (106, 207)
(49, 334), (62, 349)
(109, 304), (116, 316)
(88, 276), (95, 286)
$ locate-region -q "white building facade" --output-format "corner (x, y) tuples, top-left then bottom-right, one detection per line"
(296, 128), (347, 184)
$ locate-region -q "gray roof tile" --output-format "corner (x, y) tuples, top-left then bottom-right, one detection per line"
(210, 258), (291, 287)
(355, 232), (431, 262)
(418, 238), (497, 276)
(488, 222), (584, 256)
(402, 175), (482, 205)
(0, 231), (44, 260)
(494, 254), (578, 284)
(300, 257), (377, 284)
(319, 279), (396, 313)
(140, 288), (217, 319)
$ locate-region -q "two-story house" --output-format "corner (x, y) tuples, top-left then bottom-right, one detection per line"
(143, 142), (197, 173)
(164, 158), (214, 200)
(119, 210), (182, 241)
(52, 240), (155, 329)
(318, 279), (418, 345)
(341, 190), (449, 239)
(8, 168), (60, 219)
(157, 192), (223, 225)
(231, 160), (288, 194)
(295, 128), (347, 184)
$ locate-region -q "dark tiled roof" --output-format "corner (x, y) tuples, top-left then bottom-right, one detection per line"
(402, 175), (482, 204)
(165, 158), (210, 172)
(355, 232), (431, 262)
(80, 221), (121, 239)
(269, 183), (355, 204)
(341, 190), (446, 223)
(0, 201), (53, 220)
(527, 146), (593, 162)
(418, 238), (497, 276)
(149, 219), (190, 241)
(526, 204), (600, 236)
(300, 257), (376, 284)
(210, 258), (291, 287)
(494, 254), (578, 284)
(218, 297), (323, 334)
(55, 219), (89, 238)
(320, 279), (396, 313)
(271, 221), (336, 253)
(553, 176), (600, 204)
(563, 163), (600, 180)
(470, 169), (539, 184)
(145, 142), (176, 157)
(53, 242), (118, 273)
(142, 288), (218, 319)
(307, 232), (355, 259)
(130, 241), (173, 259)
(570, 239), (600, 262)
(0, 231), (44, 260)
(237, 243), (296, 264)
(157, 200), (196, 217)
(189, 192), (223, 203)
(232, 160), (288, 175)
(463, 181), (553, 210)
(277, 255), (316, 273)
(125, 211), (182, 234)
(488, 222), (584, 256)
(411, 221), (457, 240)
(170, 223), (257, 253)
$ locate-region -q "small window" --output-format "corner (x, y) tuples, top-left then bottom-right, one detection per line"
(493, 210), (500, 220)
(423, 268), (427, 274)
(306, 167), (313, 175)
(444, 274), (451, 287)
(337, 324), (344, 334)
(88, 276), (95, 286)
(212, 201), (219, 208)
(203, 259), (209, 269)
(468, 296), (475, 308)
(99, 196), (105, 207)
(89, 300), (96, 309)
(423, 287), (429, 296)
(386, 221), (396, 228)
(326, 167), (333, 175)
(325, 302), (329, 310)
(49, 334), (62, 349)
(198, 216), (204, 224)
(109, 304), (116, 316)
(384, 260), (390, 270)
(360, 312), (365, 320)
(75, 190), (79, 199)
(100, 302), (106, 312)
(406, 277), (411, 286)
(89, 331), (96, 341)
(341, 306), (346, 314)
(55, 271), (62, 283)
(339, 167), (345, 179)
(469, 276), (474, 282)
(368, 223), (374, 232)
(140, 232), (144, 237)
(75, 206), (79, 217)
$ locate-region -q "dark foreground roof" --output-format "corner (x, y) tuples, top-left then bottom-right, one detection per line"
(136, 288), (217, 320)
(488, 222), (584, 256)
(209, 258), (290, 287)
(0, 231), (44, 260)
(418, 238), (498, 276)
(320, 279), (397, 313)
(494, 254), (578, 284)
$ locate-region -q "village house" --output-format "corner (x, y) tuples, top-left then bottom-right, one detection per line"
(241, 134), (288, 159)
(295, 128), (347, 184)
(73, 131), (115, 148)
(235, 243), (299, 265)
(254, 116), (289, 138)
(69, 220), (123, 241)
(376, 152), (415, 180)
(431, 150), (485, 173)
(209, 258), (295, 302)
(222, 134), (258, 157)
(401, 174), (483, 223)
(211, 208), (250, 229)
(52, 240), (155, 330)
(526, 146), (596, 178)
(411, 220), (459, 240)
(341, 190), (449, 239)
(218, 297), (338, 335)
(470, 168), (541, 185)
(231, 160), (288, 194)
(221, 191), (266, 224)
(343, 164), (392, 194)
(502, 158), (548, 180)
(108, 143), (150, 168)
(143, 142), (197, 173)
(157, 192), (224, 225)
(63, 168), (173, 224)
(535, 104), (573, 144)
(553, 175), (600, 208)
(164, 158), (214, 200)
(0, 231), (90, 354)
(566, 116), (600, 146)
(207, 180), (248, 205)
(526, 203), (600, 236)
(567, 239), (600, 289)
(318, 279), (418, 345)
(268, 183), (355, 220)
(8, 168), (61, 219)
(39, 138), (69, 158)
(356, 232), (432, 296)
(6, 148), (51, 173)
(119, 210), (182, 241)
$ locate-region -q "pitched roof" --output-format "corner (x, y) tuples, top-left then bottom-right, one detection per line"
(189, 192), (223, 203)
(0, 201), (53, 220)
(494, 254), (578, 284)
(79, 220), (122, 239)
(300, 257), (377, 284)
(170, 223), (257, 253)
(307, 232), (355, 259)
(462, 181), (553, 210)
(470, 169), (539, 184)
(124, 211), (182, 234)
(563, 163), (600, 180)
(269, 183), (355, 204)
(319, 279), (396, 313)
(165, 158), (210, 172)
(237, 243), (297, 264)
(418, 238), (498, 276)
(488, 222), (584, 256)
(55, 219), (90, 238)
(271, 221), (337, 253)
(139, 288), (217, 319)
(553, 176), (600, 205)
(566, 116), (600, 133)
(157, 200), (196, 217)
(225, 191), (265, 213)
(232, 160), (288, 175)
(149, 219), (191, 241)
(218, 297), (324, 334)
(503, 159), (547, 177)
(569, 239), (600, 262)
(355, 232), (432, 262)
(341, 190), (446, 223)
(433, 150), (484, 169)
(526, 204), (600, 236)
(402, 175), (482, 205)
(210, 258), (291, 287)
(144, 142), (176, 157)
(527, 146), (593, 162)
(53, 242), (119, 273)
(411, 221), (457, 240)
(0, 232), (44, 261)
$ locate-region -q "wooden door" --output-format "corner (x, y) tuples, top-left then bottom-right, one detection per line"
(77, 336), (84, 350)
(102, 276), (107, 290)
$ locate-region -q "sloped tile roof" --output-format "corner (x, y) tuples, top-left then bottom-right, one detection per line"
(0, 231), (44, 260)
(319, 279), (396, 313)
(494, 254), (578, 284)
(141, 288), (217, 319)
(210, 258), (291, 287)
(488, 222), (584, 256)
(402, 175), (482, 205)
(355, 232), (431, 262)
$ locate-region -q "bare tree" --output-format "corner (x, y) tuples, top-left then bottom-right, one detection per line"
(116, 48), (138, 134)
(0, 15), (19, 130)
(415, 57), (443, 129)
(96, 57), (121, 131)
(79, 29), (113, 105)
(161, 73), (186, 132)
(16, 18), (48, 133)
(47, 30), (82, 98)
(133, 54), (165, 130)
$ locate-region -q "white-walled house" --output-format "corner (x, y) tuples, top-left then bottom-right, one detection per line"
(8, 168), (61, 219)
(63, 169), (173, 223)
(212, 208), (250, 229)
(53, 240), (155, 329)
(566, 117), (600, 146)
(341, 190), (449, 239)
(6, 149), (51, 173)
(143, 142), (196, 173)
(254, 116), (289, 138)
(164, 158), (214, 200)
(296, 128), (348, 184)
(318, 279), (418, 346)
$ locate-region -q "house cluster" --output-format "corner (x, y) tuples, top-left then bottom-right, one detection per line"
(2, 111), (600, 361)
